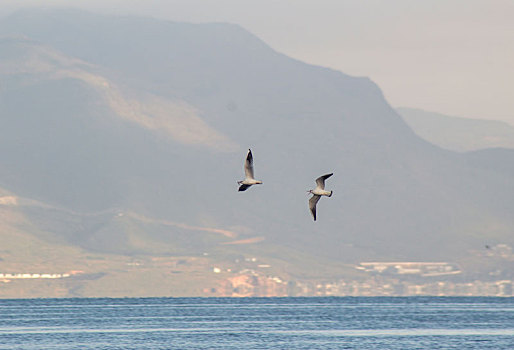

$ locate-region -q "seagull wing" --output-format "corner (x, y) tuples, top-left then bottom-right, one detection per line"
(244, 149), (255, 179)
(309, 195), (321, 221)
(315, 173), (333, 190)
(238, 184), (251, 192)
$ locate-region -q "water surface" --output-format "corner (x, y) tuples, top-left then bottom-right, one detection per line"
(0, 297), (513, 349)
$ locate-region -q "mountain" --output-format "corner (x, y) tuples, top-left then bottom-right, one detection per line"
(397, 107), (514, 152)
(1, 9), (513, 294)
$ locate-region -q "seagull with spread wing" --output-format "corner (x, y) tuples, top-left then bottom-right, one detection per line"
(308, 173), (333, 221)
(237, 149), (262, 191)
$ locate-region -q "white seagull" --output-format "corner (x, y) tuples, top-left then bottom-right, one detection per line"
(308, 173), (333, 221)
(238, 149), (262, 191)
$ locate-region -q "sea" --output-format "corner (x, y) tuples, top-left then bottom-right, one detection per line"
(0, 297), (513, 349)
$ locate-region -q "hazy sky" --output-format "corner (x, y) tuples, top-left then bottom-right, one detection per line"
(3, 0), (514, 124)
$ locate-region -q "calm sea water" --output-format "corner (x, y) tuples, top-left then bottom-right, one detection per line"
(0, 297), (513, 349)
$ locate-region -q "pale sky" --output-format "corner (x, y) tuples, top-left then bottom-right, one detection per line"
(3, 0), (514, 124)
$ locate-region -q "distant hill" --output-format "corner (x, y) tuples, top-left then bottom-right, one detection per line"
(0, 8), (513, 281)
(397, 107), (514, 152)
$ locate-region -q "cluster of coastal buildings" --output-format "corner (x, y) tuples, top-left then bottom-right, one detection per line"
(355, 261), (461, 277)
(292, 277), (514, 297)
(0, 272), (73, 280)
(208, 255), (513, 297)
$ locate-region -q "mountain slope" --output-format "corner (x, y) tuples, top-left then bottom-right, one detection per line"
(0, 9), (513, 266)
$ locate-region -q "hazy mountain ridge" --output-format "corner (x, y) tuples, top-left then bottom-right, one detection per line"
(397, 107), (514, 152)
(1, 8), (513, 277)
(0, 36), (236, 151)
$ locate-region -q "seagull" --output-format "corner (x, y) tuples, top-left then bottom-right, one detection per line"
(308, 173), (333, 221)
(237, 149), (262, 191)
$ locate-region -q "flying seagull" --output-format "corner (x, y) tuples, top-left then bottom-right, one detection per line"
(308, 173), (333, 221)
(237, 149), (262, 191)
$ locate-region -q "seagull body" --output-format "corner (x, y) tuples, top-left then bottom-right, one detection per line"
(238, 149), (262, 191)
(308, 173), (333, 221)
